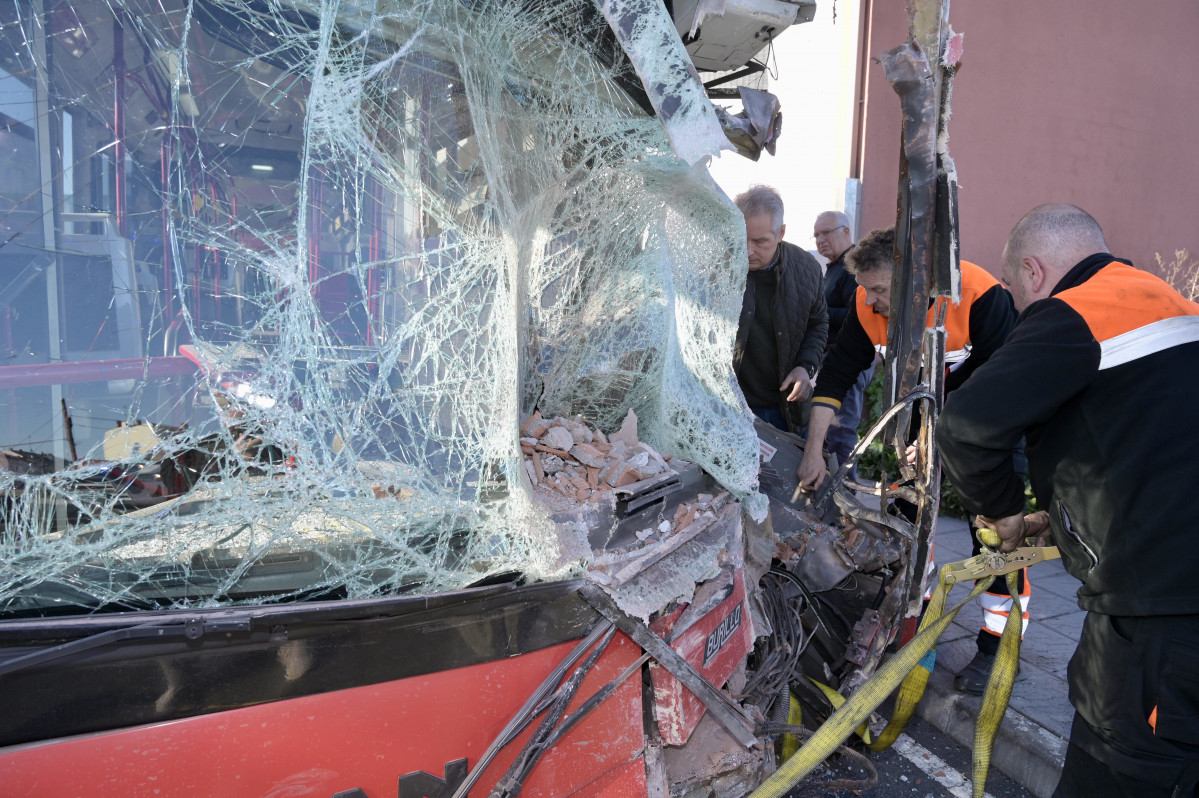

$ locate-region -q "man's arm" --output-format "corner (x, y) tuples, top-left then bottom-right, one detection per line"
(793, 263), (829, 371)
(937, 298), (1100, 519)
(809, 304), (876, 409)
(796, 305), (876, 489)
(797, 404), (837, 490)
(946, 283), (1017, 393)
(825, 265), (858, 334)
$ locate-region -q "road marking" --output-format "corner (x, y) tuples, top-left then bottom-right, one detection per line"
(893, 733), (995, 798)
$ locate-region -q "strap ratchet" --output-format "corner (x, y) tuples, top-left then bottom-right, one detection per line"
(942, 543), (1060, 584)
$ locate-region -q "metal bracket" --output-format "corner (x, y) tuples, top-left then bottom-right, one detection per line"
(578, 583), (758, 748)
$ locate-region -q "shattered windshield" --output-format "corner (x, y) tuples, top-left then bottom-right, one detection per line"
(0, 0), (761, 614)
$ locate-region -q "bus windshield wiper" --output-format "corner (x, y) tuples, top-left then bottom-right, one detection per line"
(0, 615), (250, 678)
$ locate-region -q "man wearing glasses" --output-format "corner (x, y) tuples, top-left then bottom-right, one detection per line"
(813, 211), (874, 480)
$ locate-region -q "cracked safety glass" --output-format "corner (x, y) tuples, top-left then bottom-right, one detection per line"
(0, 0), (762, 615)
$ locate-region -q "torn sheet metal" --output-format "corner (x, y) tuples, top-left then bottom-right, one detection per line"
(648, 565), (752, 745)
(714, 87), (783, 160)
(873, 0), (959, 615)
(598, 0), (733, 164)
(881, 1), (962, 406)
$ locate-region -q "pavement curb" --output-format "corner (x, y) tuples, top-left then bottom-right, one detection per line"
(916, 666), (1068, 798)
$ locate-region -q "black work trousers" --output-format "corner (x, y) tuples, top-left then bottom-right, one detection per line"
(1053, 612), (1199, 798)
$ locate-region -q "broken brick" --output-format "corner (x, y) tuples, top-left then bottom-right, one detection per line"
(534, 444), (572, 459)
(614, 465), (640, 487)
(519, 410), (542, 436)
(672, 503), (697, 530)
(586, 467), (600, 489)
(608, 409), (639, 446)
(531, 452), (545, 483)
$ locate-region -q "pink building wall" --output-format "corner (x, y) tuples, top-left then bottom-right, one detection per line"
(856, 0), (1199, 278)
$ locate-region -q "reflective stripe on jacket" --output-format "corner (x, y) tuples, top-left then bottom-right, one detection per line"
(938, 254), (1199, 616)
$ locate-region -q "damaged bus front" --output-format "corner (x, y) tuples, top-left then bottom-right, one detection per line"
(0, 0), (940, 794)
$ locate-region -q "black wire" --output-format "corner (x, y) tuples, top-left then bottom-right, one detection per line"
(769, 565), (845, 641)
(756, 723), (879, 793)
(743, 570), (812, 705)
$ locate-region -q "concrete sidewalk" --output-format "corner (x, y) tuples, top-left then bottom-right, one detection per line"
(913, 516), (1082, 798)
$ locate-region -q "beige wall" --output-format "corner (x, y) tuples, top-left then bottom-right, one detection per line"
(857, 0), (1199, 276)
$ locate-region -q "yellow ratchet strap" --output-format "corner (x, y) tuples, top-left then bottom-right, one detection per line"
(806, 677), (872, 744)
(749, 529), (1059, 798)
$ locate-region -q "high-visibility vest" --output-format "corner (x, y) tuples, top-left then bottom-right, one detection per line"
(854, 260), (1001, 363)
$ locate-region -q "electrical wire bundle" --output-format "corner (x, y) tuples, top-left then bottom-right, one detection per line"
(743, 568), (811, 717)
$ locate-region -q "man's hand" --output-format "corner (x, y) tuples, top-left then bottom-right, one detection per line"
(781, 367), (813, 402)
(1023, 510), (1051, 546)
(796, 448), (827, 492)
(975, 510), (1050, 553)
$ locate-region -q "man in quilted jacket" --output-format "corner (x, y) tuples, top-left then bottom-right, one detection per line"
(732, 185), (828, 434)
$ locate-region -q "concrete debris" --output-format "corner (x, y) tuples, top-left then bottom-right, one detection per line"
(571, 443), (607, 468)
(586, 494), (731, 576)
(540, 426), (575, 453)
(609, 409), (639, 446)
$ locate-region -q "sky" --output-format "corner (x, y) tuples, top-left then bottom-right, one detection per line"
(705, 0), (861, 261)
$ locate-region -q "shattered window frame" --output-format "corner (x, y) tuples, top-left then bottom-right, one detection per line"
(0, 0), (762, 615)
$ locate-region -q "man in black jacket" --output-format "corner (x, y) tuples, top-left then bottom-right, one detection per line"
(814, 210), (874, 474)
(732, 186), (828, 433)
(937, 204), (1199, 797)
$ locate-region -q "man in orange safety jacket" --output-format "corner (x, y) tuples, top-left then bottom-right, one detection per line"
(795, 226), (1022, 694)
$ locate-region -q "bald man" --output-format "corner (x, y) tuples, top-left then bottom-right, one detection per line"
(937, 204), (1199, 798)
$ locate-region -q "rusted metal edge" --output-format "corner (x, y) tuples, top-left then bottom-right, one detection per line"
(578, 582), (759, 749)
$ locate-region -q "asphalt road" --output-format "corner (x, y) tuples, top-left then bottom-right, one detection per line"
(785, 712), (1036, 798)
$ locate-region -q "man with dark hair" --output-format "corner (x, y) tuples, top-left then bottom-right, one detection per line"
(732, 185), (828, 433)
(796, 226), (1021, 693)
(814, 210), (874, 477)
(937, 204), (1199, 797)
